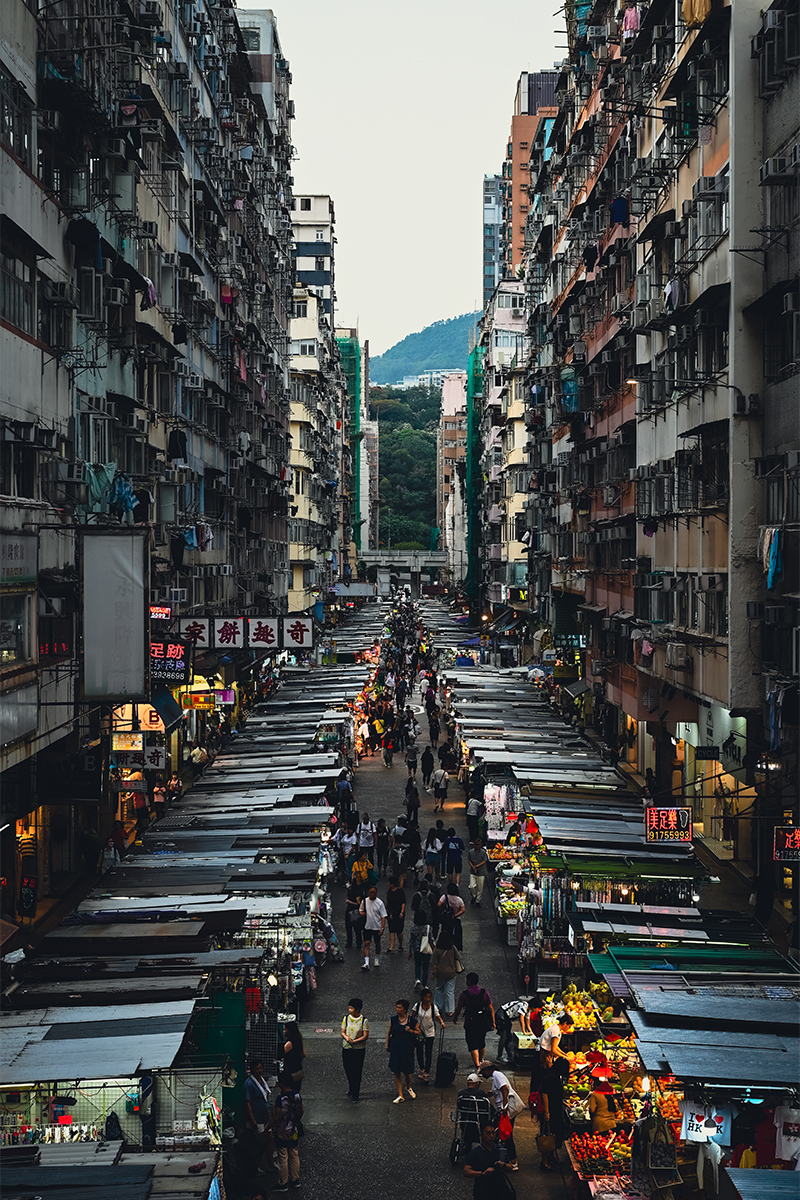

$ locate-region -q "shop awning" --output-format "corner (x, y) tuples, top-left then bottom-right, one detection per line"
(150, 683), (185, 733)
(563, 678), (590, 699)
(579, 603), (607, 615)
(723, 1167), (800, 1199)
(612, 609), (635, 621)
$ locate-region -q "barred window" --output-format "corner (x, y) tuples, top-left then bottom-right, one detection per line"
(1, 239), (34, 335)
(0, 68), (33, 168)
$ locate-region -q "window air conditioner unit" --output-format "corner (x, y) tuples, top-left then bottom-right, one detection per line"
(665, 642), (689, 668)
(105, 287), (126, 306)
(105, 138), (127, 159)
(694, 308), (713, 328)
(174, 362), (190, 377)
(187, 373), (204, 389)
(759, 157), (791, 186)
(140, 220), (158, 238)
(783, 293), (798, 314)
(764, 605), (786, 625)
(162, 252), (179, 266)
(589, 362), (602, 376)
(657, 459), (672, 475)
(170, 588), (188, 603)
(640, 464), (654, 479)
(746, 601), (764, 619)
(220, 565), (234, 576)
(604, 487), (618, 506)
(601, 350), (614, 364)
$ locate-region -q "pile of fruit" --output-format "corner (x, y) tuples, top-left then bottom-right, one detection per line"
(543, 984), (597, 1030)
(487, 843), (516, 860)
(657, 1093), (681, 1121)
(570, 1130), (632, 1174)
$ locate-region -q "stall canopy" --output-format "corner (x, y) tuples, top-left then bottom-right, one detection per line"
(722, 1167), (800, 1199)
(563, 678), (590, 699)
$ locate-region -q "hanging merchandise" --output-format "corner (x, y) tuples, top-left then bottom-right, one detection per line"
(609, 196), (629, 226)
(167, 429), (188, 462)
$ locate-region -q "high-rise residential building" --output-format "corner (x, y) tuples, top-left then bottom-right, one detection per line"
(483, 175), (503, 305)
(335, 330), (373, 557)
(0, 0), (297, 928)
(498, 0), (800, 922)
(292, 194), (335, 315)
(499, 72), (558, 278)
(437, 373), (469, 584)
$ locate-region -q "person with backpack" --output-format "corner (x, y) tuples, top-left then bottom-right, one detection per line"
(270, 1071), (303, 1191)
(444, 828), (465, 885)
(430, 928), (462, 1016)
(357, 812), (377, 864)
(408, 885), (434, 988)
(438, 882), (466, 951)
(432, 765), (449, 811)
(454, 973), (495, 1070)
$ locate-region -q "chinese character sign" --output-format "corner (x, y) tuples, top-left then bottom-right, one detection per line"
(283, 616), (313, 649)
(178, 618), (210, 646)
(645, 807), (693, 842)
(150, 639), (191, 686)
(0, 533), (38, 586)
(214, 617), (244, 648)
(774, 826), (800, 861)
(114, 746), (166, 770)
(248, 618), (278, 648)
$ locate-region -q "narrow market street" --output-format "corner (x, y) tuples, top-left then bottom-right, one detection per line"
(293, 746), (569, 1200)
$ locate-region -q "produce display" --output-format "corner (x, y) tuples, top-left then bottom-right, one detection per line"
(657, 1092), (681, 1121)
(570, 1129), (632, 1174)
(543, 983), (597, 1030)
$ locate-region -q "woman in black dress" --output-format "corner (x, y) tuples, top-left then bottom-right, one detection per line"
(283, 1022), (306, 1089)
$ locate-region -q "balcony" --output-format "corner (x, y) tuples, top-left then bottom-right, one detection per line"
(488, 544), (504, 561)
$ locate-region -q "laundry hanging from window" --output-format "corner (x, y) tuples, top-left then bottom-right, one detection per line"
(609, 196), (629, 226)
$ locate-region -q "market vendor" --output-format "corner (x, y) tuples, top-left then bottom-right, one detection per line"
(539, 1012), (573, 1068)
(588, 1080), (619, 1133)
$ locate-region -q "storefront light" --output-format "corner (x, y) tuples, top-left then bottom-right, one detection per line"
(641, 1075), (651, 1094)
(620, 885), (629, 896)
(267, 974), (279, 988)
(571, 879), (580, 890)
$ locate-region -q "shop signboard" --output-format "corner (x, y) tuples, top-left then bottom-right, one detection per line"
(213, 617), (245, 648)
(0, 533), (38, 586)
(645, 807), (692, 843)
(283, 616), (314, 649)
(114, 746), (167, 770)
(181, 693), (215, 710)
(178, 617), (210, 646)
(82, 532), (147, 700)
(248, 618), (279, 649)
(774, 826), (800, 861)
(214, 689), (235, 704)
(149, 604), (171, 621)
(113, 778), (148, 792)
(694, 745), (719, 761)
(149, 639), (191, 686)
(18, 874), (37, 916)
(112, 732), (143, 751)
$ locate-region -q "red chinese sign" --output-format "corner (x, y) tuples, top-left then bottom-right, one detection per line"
(150, 639), (191, 685)
(214, 617), (244, 648)
(645, 807), (693, 843)
(178, 617), (210, 645)
(283, 616), (313, 649)
(248, 617), (279, 647)
(774, 826), (800, 861)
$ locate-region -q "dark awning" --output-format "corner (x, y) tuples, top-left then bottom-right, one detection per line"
(636, 207), (675, 245)
(1, 214), (53, 259)
(150, 683), (185, 734)
(563, 678), (590, 699)
(179, 250), (204, 276)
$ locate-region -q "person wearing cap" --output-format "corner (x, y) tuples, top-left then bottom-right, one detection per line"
(456, 1074), (493, 1152)
(479, 1061), (520, 1170)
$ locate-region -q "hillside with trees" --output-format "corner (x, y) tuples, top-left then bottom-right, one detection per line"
(369, 384), (440, 550)
(369, 311), (480, 384)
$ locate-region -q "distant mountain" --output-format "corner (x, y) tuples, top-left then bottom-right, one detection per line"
(369, 311), (481, 385)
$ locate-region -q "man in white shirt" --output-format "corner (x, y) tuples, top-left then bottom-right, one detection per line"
(479, 1061), (520, 1170)
(357, 812), (377, 864)
(360, 885), (387, 970)
(539, 1013), (573, 1067)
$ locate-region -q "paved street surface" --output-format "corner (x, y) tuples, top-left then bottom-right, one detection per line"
(292, 736), (569, 1200)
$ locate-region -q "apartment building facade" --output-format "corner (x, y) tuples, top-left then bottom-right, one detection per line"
(500, 73), (559, 277)
(436, 372), (468, 583)
(0, 0), (325, 926)
(510, 0), (798, 908)
(482, 174), (503, 306)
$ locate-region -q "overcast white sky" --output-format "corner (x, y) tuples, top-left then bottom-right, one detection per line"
(239, 1), (561, 355)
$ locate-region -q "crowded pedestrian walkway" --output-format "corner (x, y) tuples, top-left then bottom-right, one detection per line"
(276, 603), (569, 1200)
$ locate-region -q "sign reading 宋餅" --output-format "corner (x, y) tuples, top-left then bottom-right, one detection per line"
(645, 807), (693, 843)
(774, 826), (800, 862)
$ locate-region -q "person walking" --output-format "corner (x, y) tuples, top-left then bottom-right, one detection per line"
(344, 878), (365, 950)
(341, 997), (369, 1103)
(404, 782), (421, 828)
(386, 999), (420, 1103)
(357, 812), (377, 864)
(463, 1124), (516, 1196)
(423, 827), (442, 881)
(376, 818), (390, 876)
(438, 882), (466, 951)
(430, 928), (461, 1017)
(454, 973), (495, 1070)
(360, 885), (387, 971)
(444, 828), (465, 885)
(381, 732), (394, 767)
(421, 745), (435, 789)
(386, 876), (406, 952)
(479, 1061), (521, 1170)
(431, 765), (449, 811)
(411, 987), (446, 1083)
(537, 1058), (571, 1172)
(405, 741), (418, 779)
(166, 771), (183, 806)
(408, 899), (434, 989)
(270, 1071), (303, 1191)
(468, 838), (489, 908)
(428, 712), (440, 746)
